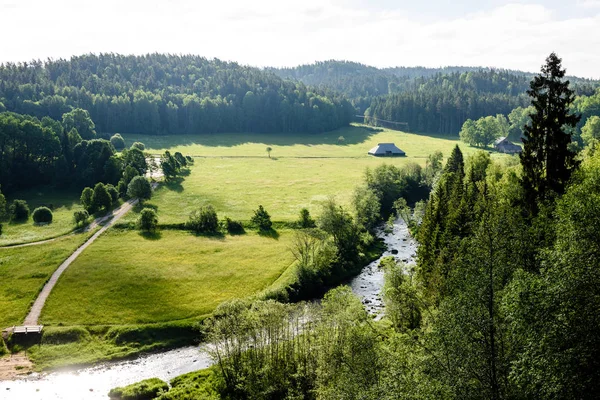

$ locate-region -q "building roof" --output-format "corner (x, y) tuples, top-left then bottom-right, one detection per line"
(494, 137), (509, 146)
(368, 143), (406, 156)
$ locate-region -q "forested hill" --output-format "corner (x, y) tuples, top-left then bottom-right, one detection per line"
(271, 60), (600, 135)
(0, 54), (355, 134)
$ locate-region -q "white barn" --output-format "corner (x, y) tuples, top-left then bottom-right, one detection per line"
(368, 143), (406, 157)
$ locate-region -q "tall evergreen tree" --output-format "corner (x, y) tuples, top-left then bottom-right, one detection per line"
(520, 53), (580, 214)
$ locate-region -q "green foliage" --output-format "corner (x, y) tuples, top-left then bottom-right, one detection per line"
(187, 205), (219, 233)
(508, 105), (534, 140)
(32, 206), (53, 223)
(352, 185), (381, 232)
(123, 148), (148, 175)
(173, 152), (187, 167)
(520, 53), (580, 213)
(0, 188), (6, 221)
(127, 176), (152, 201)
(92, 182), (112, 211)
(137, 208), (158, 232)
(108, 378), (168, 400)
(80, 187), (94, 211)
(160, 151), (180, 181)
(297, 207), (316, 229)
(106, 184), (119, 203)
(155, 369), (219, 400)
(10, 199), (30, 221)
(72, 138), (117, 187)
(581, 115), (600, 146)
(266, 146), (272, 158)
(223, 217), (244, 234)
(0, 222), (3, 236)
(62, 108), (96, 140)
(251, 205), (272, 231)
(459, 115), (503, 147)
(131, 142), (145, 151)
(110, 133), (126, 150)
(73, 210), (89, 226)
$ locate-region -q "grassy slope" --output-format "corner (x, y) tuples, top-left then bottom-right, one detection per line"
(0, 187), (84, 246)
(41, 229), (295, 325)
(0, 234), (90, 328)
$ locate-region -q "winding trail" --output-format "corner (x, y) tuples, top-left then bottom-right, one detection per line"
(22, 195), (144, 326)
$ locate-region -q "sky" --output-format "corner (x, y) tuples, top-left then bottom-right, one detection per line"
(1, 0), (599, 78)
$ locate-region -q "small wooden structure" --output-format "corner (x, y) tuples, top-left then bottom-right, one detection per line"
(12, 325), (43, 335)
(494, 137), (521, 154)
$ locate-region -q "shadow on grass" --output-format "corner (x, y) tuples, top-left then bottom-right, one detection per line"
(134, 202), (159, 213)
(258, 228), (280, 240)
(139, 231), (163, 240)
(191, 231), (226, 240)
(164, 177), (185, 193)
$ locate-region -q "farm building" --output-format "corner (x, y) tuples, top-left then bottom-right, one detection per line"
(368, 143), (406, 157)
(494, 137), (522, 154)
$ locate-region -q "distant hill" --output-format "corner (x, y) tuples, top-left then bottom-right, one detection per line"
(0, 54), (355, 135)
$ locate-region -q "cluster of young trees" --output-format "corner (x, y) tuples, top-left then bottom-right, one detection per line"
(459, 114), (507, 147)
(0, 54), (355, 135)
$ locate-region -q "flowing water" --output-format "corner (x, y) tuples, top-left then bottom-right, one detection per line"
(1, 218), (415, 399)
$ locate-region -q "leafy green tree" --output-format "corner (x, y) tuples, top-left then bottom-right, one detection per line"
(187, 205), (219, 233)
(251, 205), (272, 231)
(80, 187), (94, 212)
(127, 176), (152, 201)
(106, 184), (119, 203)
(382, 257), (421, 332)
(297, 208), (316, 228)
(138, 208), (158, 232)
(91, 182), (112, 211)
(520, 53), (580, 212)
(161, 151), (179, 181)
(110, 133), (125, 150)
(32, 207), (53, 223)
(318, 198), (360, 261)
(581, 115), (600, 146)
(459, 119), (478, 145)
(508, 106), (534, 140)
(174, 152), (187, 167)
(10, 200), (30, 221)
(352, 185), (380, 232)
(62, 108), (96, 139)
(73, 210), (89, 227)
(123, 147), (147, 175)
(266, 146), (272, 158)
(131, 142), (145, 151)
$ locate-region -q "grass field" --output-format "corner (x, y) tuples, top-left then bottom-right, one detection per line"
(0, 234), (91, 328)
(41, 229), (295, 325)
(0, 187), (84, 247)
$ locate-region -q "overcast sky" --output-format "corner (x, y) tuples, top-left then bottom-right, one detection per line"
(2, 0), (599, 78)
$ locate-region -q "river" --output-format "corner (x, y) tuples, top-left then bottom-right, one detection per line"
(0, 219), (415, 399)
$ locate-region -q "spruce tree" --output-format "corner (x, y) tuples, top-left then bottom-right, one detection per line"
(520, 53), (580, 214)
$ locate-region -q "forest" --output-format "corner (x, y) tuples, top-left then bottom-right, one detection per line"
(0, 54), (355, 135)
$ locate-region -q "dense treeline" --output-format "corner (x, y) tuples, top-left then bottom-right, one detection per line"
(0, 54), (354, 135)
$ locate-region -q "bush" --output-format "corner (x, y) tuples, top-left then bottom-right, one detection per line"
(298, 208), (316, 228)
(73, 210), (90, 226)
(251, 205), (272, 231)
(80, 187), (94, 211)
(131, 142), (145, 151)
(108, 378), (168, 400)
(187, 205), (219, 233)
(224, 217), (245, 234)
(127, 176), (152, 201)
(32, 207), (53, 223)
(138, 208), (158, 232)
(10, 199), (30, 221)
(110, 133), (126, 150)
(106, 184), (119, 203)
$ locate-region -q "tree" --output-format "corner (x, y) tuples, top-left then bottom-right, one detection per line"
(73, 210), (89, 227)
(266, 146), (272, 158)
(352, 186), (380, 232)
(224, 217), (245, 234)
(80, 187), (94, 212)
(459, 119), (478, 146)
(251, 205), (272, 231)
(131, 142), (145, 151)
(138, 208), (158, 232)
(520, 53), (580, 211)
(32, 207), (53, 223)
(91, 182), (112, 211)
(508, 106), (534, 140)
(581, 115), (600, 146)
(10, 200), (30, 221)
(62, 108), (96, 139)
(338, 135), (345, 144)
(297, 208), (316, 228)
(106, 184), (119, 203)
(127, 176), (152, 201)
(187, 205), (219, 233)
(123, 147), (148, 175)
(110, 133), (126, 150)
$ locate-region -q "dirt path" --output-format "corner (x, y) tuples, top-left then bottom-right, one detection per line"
(22, 195), (143, 326)
(0, 353), (32, 381)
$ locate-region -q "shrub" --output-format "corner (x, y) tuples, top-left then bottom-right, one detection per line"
(0, 188), (6, 221)
(32, 207), (53, 223)
(251, 205), (272, 231)
(108, 378), (168, 400)
(138, 208), (158, 232)
(80, 187), (94, 211)
(0, 223), (3, 236)
(298, 208), (316, 228)
(110, 133), (126, 150)
(106, 184), (119, 203)
(92, 182), (112, 211)
(10, 199), (30, 221)
(73, 210), (90, 226)
(185, 155), (194, 165)
(127, 176), (152, 201)
(131, 142), (145, 151)
(187, 205), (219, 233)
(224, 217), (245, 234)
